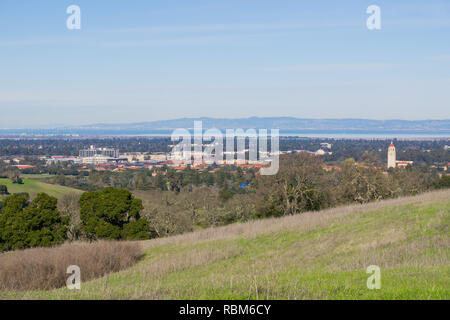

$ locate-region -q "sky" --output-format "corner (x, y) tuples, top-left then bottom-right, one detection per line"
(0, 0), (449, 128)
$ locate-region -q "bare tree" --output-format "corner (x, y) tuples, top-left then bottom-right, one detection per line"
(58, 192), (82, 241)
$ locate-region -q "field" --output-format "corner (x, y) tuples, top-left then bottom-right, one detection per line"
(0, 178), (82, 199)
(20, 174), (77, 180)
(0, 189), (449, 299)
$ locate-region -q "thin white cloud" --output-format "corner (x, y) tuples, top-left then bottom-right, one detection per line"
(100, 22), (358, 34)
(0, 39), (55, 47)
(383, 18), (450, 28)
(99, 32), (283, 47)
(426, 55), (450, 61)
(0, 37), (84, 47)
(253, 63), (405, 72)
(0, 22), (357, 48)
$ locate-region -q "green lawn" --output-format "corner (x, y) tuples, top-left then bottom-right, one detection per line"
(20, 174), (77, 180)
(1, 189), (449, 299)
(0, 178), (82, 199)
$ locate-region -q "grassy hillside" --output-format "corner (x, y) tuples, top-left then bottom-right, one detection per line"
(1, 189), (449, 299)
(0, 178), (82, 199)
(20, 174), (76, 180)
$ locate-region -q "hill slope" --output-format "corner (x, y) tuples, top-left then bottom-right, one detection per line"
(0, 178), (82, 199)
(3, 189), (449, 299)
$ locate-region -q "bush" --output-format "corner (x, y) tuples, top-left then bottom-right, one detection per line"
(0, 193), (68, 252)
(437, 175), (450, 189)
(0, 241), (143, 291)
(79, 187), (149, 240)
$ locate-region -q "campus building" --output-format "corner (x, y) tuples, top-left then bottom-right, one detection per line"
(79, 146), (119, 158)
(79, 146), (121, 165)
(387, 142), (413, 169)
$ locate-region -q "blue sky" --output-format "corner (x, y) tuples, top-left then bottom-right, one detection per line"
(0, 0), (449, 128)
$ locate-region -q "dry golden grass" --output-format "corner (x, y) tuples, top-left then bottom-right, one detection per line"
(0, 241), (143, 291)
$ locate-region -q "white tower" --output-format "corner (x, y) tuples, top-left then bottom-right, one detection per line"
(387, 142), (396, 169)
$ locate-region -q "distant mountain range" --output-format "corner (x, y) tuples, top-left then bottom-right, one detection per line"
(75, 117), (450, 131)
(1, 117), (450, 136)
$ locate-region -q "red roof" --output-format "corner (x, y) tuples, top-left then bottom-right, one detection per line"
(16, 165), (35, 169)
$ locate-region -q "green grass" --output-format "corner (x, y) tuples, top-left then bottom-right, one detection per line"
(0, 178), (82, 199)
(1, 189), (449, 300)
(20, 174), (77, 180)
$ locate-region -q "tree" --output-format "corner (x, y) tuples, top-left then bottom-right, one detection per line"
(7, 170), (23, 184)
(79, 187), (149, 240)
(58, 192), (82, 241)
(166, 169), (183, 192)
(0, 193), (68, 251)
(122, 219), (150, 240)
(255, 153), (332, 218)
(219, 185), (233, 202)
(0, 184), (8, 195)
(336, 158), (393, 204)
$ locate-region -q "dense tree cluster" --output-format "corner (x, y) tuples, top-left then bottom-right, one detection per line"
(79, 188), (149, 240)
(0, 193), (68, 251)
(0, 137), (171, 156)
(128, 153), (447, 236)
(320, 139), (448, 165)
(45, 166), (258, 194)
(255, 153), (441, 218)
(0, 188), (150, 252)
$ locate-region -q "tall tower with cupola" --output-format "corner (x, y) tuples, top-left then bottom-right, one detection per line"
(387, 142), (396, 169)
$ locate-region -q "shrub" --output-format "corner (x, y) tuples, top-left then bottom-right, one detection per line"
(437, 175), (450, 189)
(0, 241), (143, 291)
